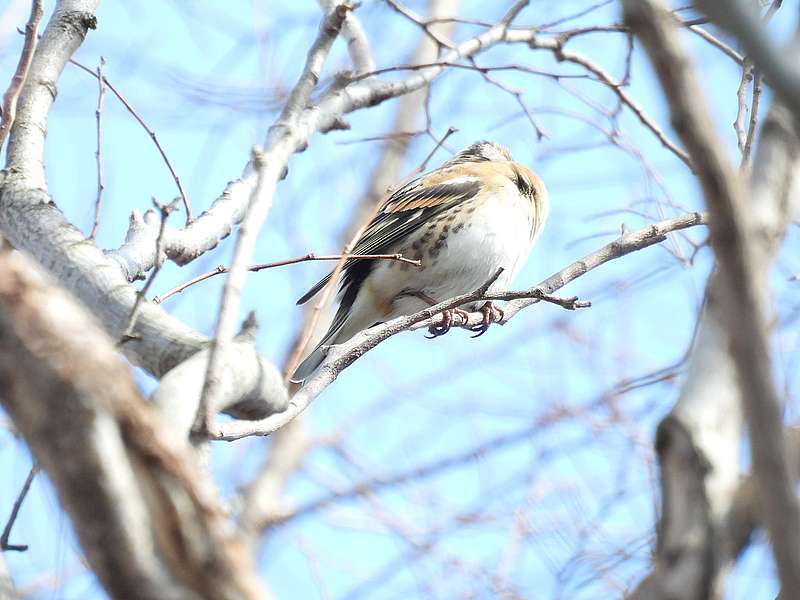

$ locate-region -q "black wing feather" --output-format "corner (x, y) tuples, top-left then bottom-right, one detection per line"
(296, 177), (480, 306)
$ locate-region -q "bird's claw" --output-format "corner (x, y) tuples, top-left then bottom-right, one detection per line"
(469, 302), (504, 338)
(426, 308), (470, 338)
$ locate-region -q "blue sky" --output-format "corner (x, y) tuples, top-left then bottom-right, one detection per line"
(2, 0), (798, 598)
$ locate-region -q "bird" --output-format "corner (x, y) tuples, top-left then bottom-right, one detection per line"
(291, 140), (549, 383)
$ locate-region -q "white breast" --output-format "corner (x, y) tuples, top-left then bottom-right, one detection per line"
(424, 190), (534, 297)
(361, 185), (538, 321)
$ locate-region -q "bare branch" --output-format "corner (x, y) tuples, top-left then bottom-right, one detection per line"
(686, 24), (744, 65)
(734, 60), (755, 152)
(119, 198), (179, 343)
(0, 245), (266, 600)
(89, 57), (106, 239)
(696, 0), (800, 123)
(547, 41), (693, 169)
(197, 4), (352, 438)
(741, 70), (763, 168)
(68, 58), (193, 224)
(0, 0), (43, 150)
(318, 0), (374, 75)
(0, 0), (287, 423)
(153, 253), (420, 305)
(1, 464), (39, 552)
(625, 1), (800, 595)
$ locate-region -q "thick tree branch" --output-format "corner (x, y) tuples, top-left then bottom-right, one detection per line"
(0, 245), (266, 600)
(0, 0), (288, 422)
(624, 1), (800, 596)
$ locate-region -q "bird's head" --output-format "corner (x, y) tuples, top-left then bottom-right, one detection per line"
(445, 140), (514, 165)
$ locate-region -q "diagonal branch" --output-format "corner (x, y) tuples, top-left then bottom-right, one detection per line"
(0, 0), (43, 150)
(197, 3), (353, 438)
(68, 58), (193, 224)
(1, 464), (39, 552)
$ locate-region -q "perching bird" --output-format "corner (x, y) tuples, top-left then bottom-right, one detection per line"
(291, 140), (549, 383)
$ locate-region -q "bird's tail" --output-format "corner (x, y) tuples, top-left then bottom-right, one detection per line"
(290, 320), (346, 384)
(291, 283), (370, 383)
(290, 343), (327, 384)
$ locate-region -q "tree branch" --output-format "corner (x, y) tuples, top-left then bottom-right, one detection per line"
(0, 244), (266, 600)
(696, 0), (800, 124)
(0, 0), (43, 150)
(153, 252), (420, 305)
(0, 0), (288, 424)
(1, 464), (39, 552)
(198, 3), (352, 438)
(624, 1), (800, 596)
(68, 58), (193, 224)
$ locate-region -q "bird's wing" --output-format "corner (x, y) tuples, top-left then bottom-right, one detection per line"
(296, 166), (483, 306)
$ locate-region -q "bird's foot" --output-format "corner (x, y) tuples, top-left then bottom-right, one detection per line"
(469, 302), (504, 338)
(426, 307), (470, 338)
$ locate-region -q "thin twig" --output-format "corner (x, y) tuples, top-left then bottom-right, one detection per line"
(741, 70), (762, 169)
(414, 126), (456, 172)
(0, 0), (43, 150)
(686, 24), (743, 64)
(68, 58), (193, 224)
(734, 60), (755, 152)
(1, 464), (39, 552)
(119, 199), (179, 343)
(384, 0), (454, 49)
(474, 58), (548, 140)
(152, 253), (421, 304)
(553, 17), (740, 66)
(90, 58), (107, 239)
(349, 61), (588, 84)
(733, 0), (782, 164)
(537, 0), (613, 30)
(547, 41), (693, 169)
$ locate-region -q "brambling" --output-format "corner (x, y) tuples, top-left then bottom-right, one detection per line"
(291, 140), (549, 383)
